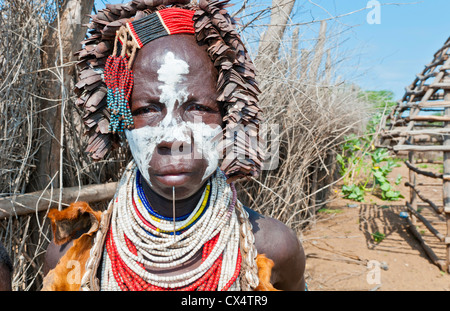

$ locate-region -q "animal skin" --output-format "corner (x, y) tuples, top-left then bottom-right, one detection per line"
(254, 254), (279, 291)
(42, 202), (102, 291)
(42, 202), (278, 291)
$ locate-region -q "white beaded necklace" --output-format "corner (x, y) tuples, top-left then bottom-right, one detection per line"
(100, 161), (241, 291)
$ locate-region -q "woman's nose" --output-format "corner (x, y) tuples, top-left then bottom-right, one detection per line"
(157, 138), (193, 156)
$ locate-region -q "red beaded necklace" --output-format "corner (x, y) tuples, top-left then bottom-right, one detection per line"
(104, 187), (242, 291)
(105, 228), (242, 291)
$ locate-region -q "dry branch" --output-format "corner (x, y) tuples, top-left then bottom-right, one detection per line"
(256, 0), (296, 69)
(237, 1), (369, 230)
(404, 182), (443, 214)
(405, 202), (445, 241)
(0, 0), (127, 291)
(0, 182), (117, 220)
(405, 215), (446, 271)
(404, 161), (444, 179)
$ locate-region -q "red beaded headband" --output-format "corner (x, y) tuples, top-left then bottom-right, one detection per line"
(128, 8), (195, 49)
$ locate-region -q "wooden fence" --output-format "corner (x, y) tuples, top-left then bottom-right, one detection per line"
(379, 36), (450, 272)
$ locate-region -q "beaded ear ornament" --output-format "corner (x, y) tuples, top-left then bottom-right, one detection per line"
(104, 7), (196, 133)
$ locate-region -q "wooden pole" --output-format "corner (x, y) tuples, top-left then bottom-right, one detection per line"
(444, 101), (450, 272)
(0, 182), (117, 219)
(405, 182), (444, 214)
(256, 0), (296, 69)
(32, 0), (95, 193)
(406, 202), (445, 242)
(408, 135), (418, 225)
(404, 161), (443, 179)
(394, 145), (450, 152)
(405, 216), (446, 271)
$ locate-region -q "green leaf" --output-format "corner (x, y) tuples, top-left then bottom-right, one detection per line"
(385, 190), (396, 198)
(374, 175), (387, 185)
(342, 184), (355, 192)
(380, 183), (391, 191)
(373, 171), (384, 179)
(372, 231), (386, 243)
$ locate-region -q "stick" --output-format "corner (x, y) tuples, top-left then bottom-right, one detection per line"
(173, 186), (176, 240)
(405, 216), (446, 271)
(405, 182), (444, 214)
(405, 202), (445, 241)
(0, 182), (117, 219)
(404, 161), (444, 179)
(394, 145), (450, 152)
(443, 103), (450, 272)
(57, 6), (65, 211)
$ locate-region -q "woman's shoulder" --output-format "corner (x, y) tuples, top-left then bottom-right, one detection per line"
(244, 206), (306, 290)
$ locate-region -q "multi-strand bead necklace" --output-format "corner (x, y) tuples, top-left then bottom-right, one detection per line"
(134, 169), (210, 234)
(100, 163), (242, 291)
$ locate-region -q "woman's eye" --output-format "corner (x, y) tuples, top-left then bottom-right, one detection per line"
(132, 104), (161, 116)
(186, 103), (212, 112)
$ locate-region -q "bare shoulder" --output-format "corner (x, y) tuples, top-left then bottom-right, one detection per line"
(244, 206), (306, 291)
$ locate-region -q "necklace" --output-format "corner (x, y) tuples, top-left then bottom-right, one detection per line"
(135, 170), (211, 234)
(100, 162), (242, 291)
(135, 169), (205, 222)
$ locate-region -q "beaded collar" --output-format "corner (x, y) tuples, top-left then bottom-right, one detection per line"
(133, 172), (211, 236)
(101, 163), (240, 290)
(81, 161), (260, 291)
(135, 169), (209, 223)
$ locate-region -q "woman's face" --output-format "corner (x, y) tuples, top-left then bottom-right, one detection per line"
(125, 35), (222, 200)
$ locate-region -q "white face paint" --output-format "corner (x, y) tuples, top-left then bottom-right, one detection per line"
(125, 52), (221, 186)
(157, 51), (189, 125)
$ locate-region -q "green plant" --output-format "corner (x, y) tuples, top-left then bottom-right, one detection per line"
(372, 231), (385, 243)
(338, 90), (404, 202)
(372, 155), (404, 201)
(341, 184), (365, 202)
(395, 174), (402, 185)
(336, 133), (366, 181)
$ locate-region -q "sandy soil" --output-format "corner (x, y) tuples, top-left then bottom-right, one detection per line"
(301, 163), (450, 291)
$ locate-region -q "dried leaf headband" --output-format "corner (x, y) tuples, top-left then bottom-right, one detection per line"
(76, 1), (264, 182)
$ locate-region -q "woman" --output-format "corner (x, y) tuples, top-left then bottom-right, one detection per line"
(0, 242), (12, 291)
(42, 0), (305, 291)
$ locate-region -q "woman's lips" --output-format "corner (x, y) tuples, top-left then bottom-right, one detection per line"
(154, 172), (192, 187)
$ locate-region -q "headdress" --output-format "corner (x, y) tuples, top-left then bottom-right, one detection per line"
(75, 0), (263, 182)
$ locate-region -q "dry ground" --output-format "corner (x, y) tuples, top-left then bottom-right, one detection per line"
(301, 163), (450, 291)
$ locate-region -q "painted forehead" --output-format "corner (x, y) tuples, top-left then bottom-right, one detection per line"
(132, 35), (217, 85)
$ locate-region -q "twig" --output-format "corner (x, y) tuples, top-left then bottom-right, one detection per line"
(56, 4), (65, 211)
